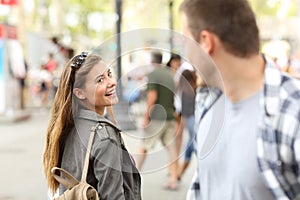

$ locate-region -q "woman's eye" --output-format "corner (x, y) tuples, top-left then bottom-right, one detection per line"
(97, 77), (104, 83)
(108, 71), (112, 77)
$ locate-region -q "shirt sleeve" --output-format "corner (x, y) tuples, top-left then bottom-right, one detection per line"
(93, 138), (125, 200)
(147, 72), (157, 91)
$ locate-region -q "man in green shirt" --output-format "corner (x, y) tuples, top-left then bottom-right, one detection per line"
(136, 51), (178, 190)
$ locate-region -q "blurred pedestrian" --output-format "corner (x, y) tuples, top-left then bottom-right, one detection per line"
(19, 61), (28, 109)
(45, 53), (57, 74)
(38, 64), (52, 108)
(167, 53), (182, 76)
(180, 0), (300, 199)
(43, 52), (141, 199)
(167, 53), (185, 159)
(123, 76), (140, 104)
(174, 62), (195, 87)
(136, 51), (179, 190)
(281, 57), (297, 76)
(45, 52), (58, 101)
(177, 69), (197, 180)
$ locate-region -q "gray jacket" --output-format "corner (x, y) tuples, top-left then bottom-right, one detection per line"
(59, 109), (141, 200)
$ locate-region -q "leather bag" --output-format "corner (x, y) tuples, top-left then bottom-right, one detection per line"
(51, 124), (100, 200)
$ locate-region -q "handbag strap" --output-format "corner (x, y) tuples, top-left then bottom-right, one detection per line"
(51, 167), (79, 190)
(81, 123), (99, 182)
(51, 123), (100, 189)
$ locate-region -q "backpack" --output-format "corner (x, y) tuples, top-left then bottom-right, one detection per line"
(51, 124), (100, 200)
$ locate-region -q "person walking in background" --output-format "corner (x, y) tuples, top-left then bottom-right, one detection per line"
(123, 76), (140, 104)
(167, 53), (182, 76)
(43, 52), (141, 199)
(45, 53), (57, 74)
(167, 54), (185, 161)
(173, 60), (195, 165)
(44, 53), (58, 101)
(281, 57), (297, 77)
(177, 69), (197, 180)
(167, 54), (197, 180)
(180, 0), (300, 199)
(136, 51), (179, 190)
(38, 64), (52, 108)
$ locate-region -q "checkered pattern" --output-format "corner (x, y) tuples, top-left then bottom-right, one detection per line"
(188, 56), (300, 200)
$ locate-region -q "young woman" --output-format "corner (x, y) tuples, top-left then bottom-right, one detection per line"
(43, 52), (141, 199)
(177, 69), (197, 180)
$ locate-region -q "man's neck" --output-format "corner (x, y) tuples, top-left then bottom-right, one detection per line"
(215, 53), (265, 103)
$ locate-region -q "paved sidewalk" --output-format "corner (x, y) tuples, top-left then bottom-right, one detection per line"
(0, 109), (196, 200)
(122, 128), (196, 200)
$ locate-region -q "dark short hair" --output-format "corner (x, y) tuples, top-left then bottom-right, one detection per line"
(167, 53), (181, 67)
(180, 0), (260, 58)
(151, 51), (163, 64)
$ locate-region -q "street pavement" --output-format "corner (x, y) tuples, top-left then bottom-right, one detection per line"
(0, 108), (196, 200)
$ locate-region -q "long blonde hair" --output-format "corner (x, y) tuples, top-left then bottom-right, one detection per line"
(43, 54), (102, 193)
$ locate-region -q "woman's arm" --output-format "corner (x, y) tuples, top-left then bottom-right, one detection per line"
(93, 138), (125, 200)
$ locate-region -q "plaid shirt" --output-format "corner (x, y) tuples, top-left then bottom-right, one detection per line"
(188, 56), (300, 200)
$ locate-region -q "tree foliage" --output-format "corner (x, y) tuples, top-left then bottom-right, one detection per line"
(249, 0), (298, 17)
(65, 0), (114, 38)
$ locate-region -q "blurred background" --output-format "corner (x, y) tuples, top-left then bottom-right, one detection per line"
(0, 0), (300, 113)
(1, 0), (300, 199)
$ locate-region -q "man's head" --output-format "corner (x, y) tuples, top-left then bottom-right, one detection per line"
(151, 51), (163, 64)
(180, 0), (260, 58)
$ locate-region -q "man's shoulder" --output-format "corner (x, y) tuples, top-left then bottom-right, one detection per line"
(264, 58), (300, 109)
(264, 70), (300, 120)
(151, 66), (170, 73)
(279, 75), (300, 112)
(148, 67), (173, 79)
(280, 74), (300, 100)
(281, 74), (300, 90)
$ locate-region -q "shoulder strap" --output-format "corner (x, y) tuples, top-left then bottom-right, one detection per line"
(81, 120), (121, 182)
(81, 123), (100, 182)
(51, 123), (102, 188)
(51, 167), (79, 189)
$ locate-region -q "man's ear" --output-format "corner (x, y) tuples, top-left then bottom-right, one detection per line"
(73, 88), (86, 100)
(198, 30), (215, 55)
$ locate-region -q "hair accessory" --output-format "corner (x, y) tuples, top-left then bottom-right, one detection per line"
(70, 52), (88, 70)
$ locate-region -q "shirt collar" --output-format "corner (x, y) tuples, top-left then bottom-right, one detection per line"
(263, 55), (282, 116)
(198, 55), (282, 117)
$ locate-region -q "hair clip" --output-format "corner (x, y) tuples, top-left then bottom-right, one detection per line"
(70, 52), (88, 70)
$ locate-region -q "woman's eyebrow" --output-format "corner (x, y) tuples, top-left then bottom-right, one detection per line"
(95, 74), (103, 81)
(94, 68), (111, 81)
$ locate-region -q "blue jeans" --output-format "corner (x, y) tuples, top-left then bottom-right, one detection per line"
(183, 115), (195, 161)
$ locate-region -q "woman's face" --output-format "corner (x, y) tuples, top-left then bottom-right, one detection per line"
(171, 59), (182, 70)
(76, 61), (118, 115)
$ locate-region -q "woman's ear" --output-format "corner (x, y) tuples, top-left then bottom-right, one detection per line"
(73, 88), (86, 100)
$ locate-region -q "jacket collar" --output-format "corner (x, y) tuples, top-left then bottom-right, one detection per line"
(263, 56), (282, 117)
(77, 109), (121, 131)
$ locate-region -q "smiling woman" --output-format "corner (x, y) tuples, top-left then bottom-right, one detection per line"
(43, 52), (141, 199)
(73, 63), (118, 115)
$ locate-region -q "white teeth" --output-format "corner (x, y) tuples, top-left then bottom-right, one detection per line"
(106, 91), (115, 96)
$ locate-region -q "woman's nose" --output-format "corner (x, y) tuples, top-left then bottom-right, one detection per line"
(107, 77), (117, 87)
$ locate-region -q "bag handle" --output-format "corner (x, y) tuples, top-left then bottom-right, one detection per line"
(51, 123), (99, 188)
(51, 167), (79, 190)
(81, 123), (99, 182)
